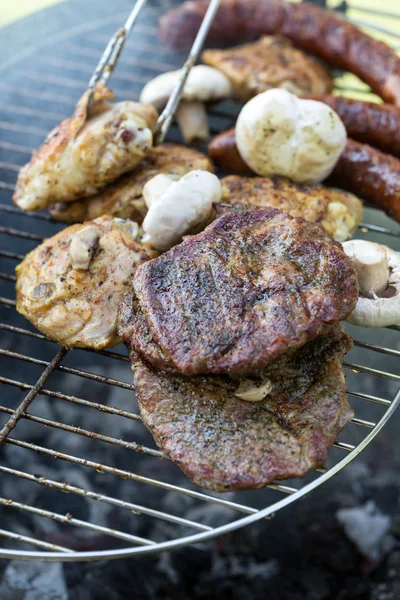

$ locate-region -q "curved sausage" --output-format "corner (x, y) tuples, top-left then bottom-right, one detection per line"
(208, 128), (252, 175)
(306, 96), (400, 158)
(326, 140), (400, 223)
(208, 131), (400, 223)
(159, 0), (400, 104)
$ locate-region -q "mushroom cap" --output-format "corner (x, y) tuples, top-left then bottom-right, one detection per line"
(235, 88), (347, 184)
(343, 241), (400, 327)
(142, 170), (222, 251)
(140, 65), (232, 109)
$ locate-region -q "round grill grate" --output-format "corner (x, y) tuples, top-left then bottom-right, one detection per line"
(0, 0), (399, 561)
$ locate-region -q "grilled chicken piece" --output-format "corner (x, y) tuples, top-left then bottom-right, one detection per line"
(219, 175), (363, 242)
(132, 325), (353, 492)
(49, 144), (213, 223)
(121, 208), (358, 377)
(16, 216), (156, 349)
(13, 84), (158, 211)
(202, 35), (332, 103)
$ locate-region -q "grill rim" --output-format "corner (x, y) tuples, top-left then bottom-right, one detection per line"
(1, 385), (400, 563)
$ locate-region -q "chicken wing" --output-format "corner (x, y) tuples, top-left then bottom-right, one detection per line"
(13, 84), (158, 211)
(220, 175), (363, 241)
(202, 35), (332, 103)
(49, 143), (213, 223)
(16, 216), (156, 349)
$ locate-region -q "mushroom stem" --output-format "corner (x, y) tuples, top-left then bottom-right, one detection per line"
(343, 240), (400, 328)
(176, 101), (209, 143)
(343, 240), (389, 297)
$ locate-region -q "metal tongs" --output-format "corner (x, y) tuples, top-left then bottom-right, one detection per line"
(85, 0), (222, 145)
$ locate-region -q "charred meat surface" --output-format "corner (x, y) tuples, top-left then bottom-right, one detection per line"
(133, 325), (354, 492)
(220, 175), (363, 241)
(202, 35), (332, 103)
(122, 209), (358, 376)
(13, 84), (158, 212)
(16, 216), (156, 350)
(50, 143), (213, 223)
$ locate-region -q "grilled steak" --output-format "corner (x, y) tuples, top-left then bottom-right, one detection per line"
(132, 325), (354, 492)
(121, 209), (358, 376)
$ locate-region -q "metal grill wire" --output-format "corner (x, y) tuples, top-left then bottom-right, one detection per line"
(0, 0), (399, 562)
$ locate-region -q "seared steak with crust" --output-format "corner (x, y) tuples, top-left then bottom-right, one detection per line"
(122, 209), (358, 377)
(120, 292), (175, 369)
(132, 325), (354, 492)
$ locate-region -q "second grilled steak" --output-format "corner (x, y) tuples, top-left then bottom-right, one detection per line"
(133, 325), (354, 492)
(121, 209), (358, 377)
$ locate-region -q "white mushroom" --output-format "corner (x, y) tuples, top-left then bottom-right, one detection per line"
(70, 224), (100, 270)
(143, 173), (175, 208)
(234, 378), (273, 402)
(343, 240), (400, 327)
(140, 65), (232, 143)
(235, 88), (347, 184)
(142, 170), (222, 251)
(343, 240), (389, 297)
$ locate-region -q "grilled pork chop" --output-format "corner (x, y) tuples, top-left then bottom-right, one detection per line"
(122, 209), (358, 376)
(132, 325), (353, 491)
(202, 35), (332, 103)
(16, 216), (156, 349)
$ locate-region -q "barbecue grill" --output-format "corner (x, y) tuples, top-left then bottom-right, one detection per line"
(0, 0), (399, 563)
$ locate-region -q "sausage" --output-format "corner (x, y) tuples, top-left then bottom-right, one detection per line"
(210, 99), (400, 165)
(208, 130), (400, 223)
(326, 140), (400, 223)
(208, 128), (252, 175)
(159, 0), (400, 105)
(306, 96), (400, 158)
